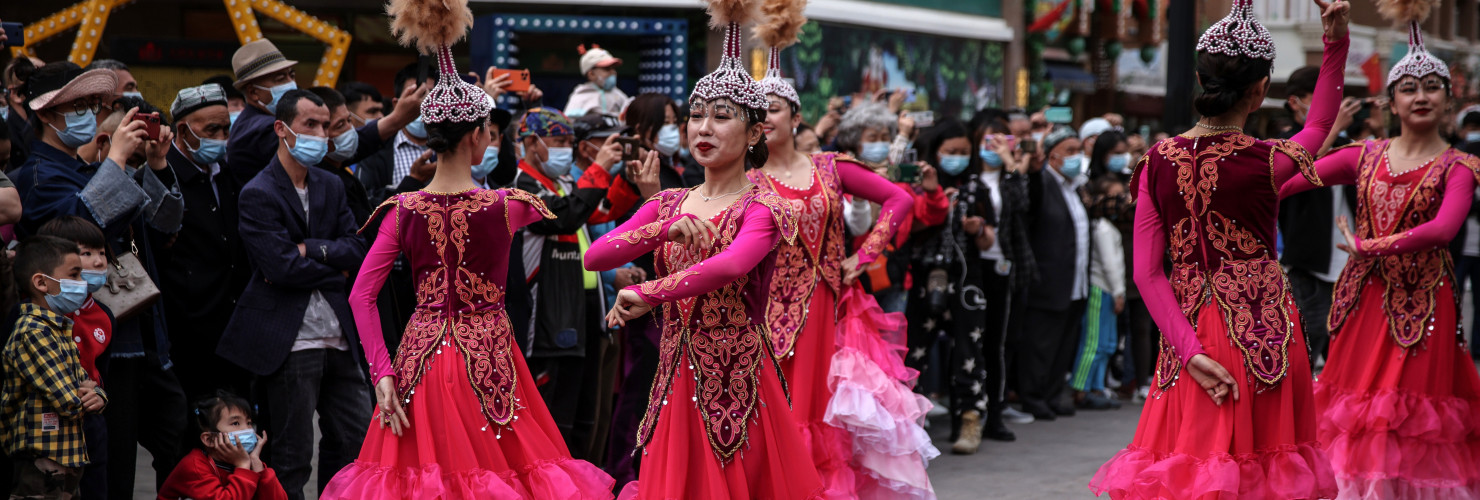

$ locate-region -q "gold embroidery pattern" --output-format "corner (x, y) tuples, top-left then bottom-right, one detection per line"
(687, 324), (764, 462)
(448, 309), (518, 425)
(1268, 139), (1320, 190)
(360, 196), (401, 236)
(764, 243), (813, 359)
(857, 210), (896, 260)
(609, 220), (665, 245)
(1210, 259), (1294, 386)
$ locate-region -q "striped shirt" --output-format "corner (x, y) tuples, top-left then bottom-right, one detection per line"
(1, 303), (106, 467)
(392, 131), (428, 188)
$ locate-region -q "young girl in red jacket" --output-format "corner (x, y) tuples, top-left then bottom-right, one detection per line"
(158, 391), (286, 500)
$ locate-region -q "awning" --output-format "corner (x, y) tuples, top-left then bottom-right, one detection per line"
(1046, 63), (1096, 93)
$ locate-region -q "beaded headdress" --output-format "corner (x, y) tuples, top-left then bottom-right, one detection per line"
(691, 0), (768, 111)
(387, 0), (493, 124)
(1195, 0), (1276, 61)
(1378, 0), (1449, 87)
(752, 0), (807, 108)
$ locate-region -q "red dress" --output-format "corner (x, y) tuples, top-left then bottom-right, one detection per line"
(1297, 141), (1480, 499)
(321, 188), (615, 500)
(584, 186), (824, 500)
(749, 153), (935, 499)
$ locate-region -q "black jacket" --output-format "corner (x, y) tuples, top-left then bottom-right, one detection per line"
(1027, 168), (1090, 311)
(1277, 126), (1355, 274)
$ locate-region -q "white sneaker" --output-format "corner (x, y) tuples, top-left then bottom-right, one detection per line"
(927, 398), (949, 418)
(1134, 386), (1150, 402)
(1001, 406), (1035, 424)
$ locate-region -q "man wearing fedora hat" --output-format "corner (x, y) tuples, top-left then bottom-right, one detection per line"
(11, 60), (189, 499)
(226, 39), (429, 187)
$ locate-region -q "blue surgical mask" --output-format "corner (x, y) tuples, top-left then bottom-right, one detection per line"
(543, 147), (574, 178)
(939, 154), (971, 176)
(327, 129), (359, 162)
(1107, 152), (1133, 174)
(50, 109), (98, 148)
(80, 269), (107, 295)
(122, 91), (143, 100)
(404, 116), (428, 139)
(600, 74), (617, 91)
(229, 110), (241, 127)
(1058, 153), (1085, 179)
(1467, 131), (1480, 143)
(0, 106), (9, 121)
(655, 124), (681, 156)
(253, 81), (297, 114)
(473, 146), (499, 180)
(859, 141), (891, 163)
(227, 429), (259, 453)
(980, 148), (1004, 169)
(41, 275), (88, 315)
(678, 147), (691, 160)
(283, 127), (328, 166)
(185, 124), (226, 165)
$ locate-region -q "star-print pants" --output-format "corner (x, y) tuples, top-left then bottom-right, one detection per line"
(905, 254), (1003, 436)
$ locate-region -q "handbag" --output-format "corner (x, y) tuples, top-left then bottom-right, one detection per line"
(94, 230), (160, 321)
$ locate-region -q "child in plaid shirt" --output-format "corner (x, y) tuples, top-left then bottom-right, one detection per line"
(1, 236), (108, 499)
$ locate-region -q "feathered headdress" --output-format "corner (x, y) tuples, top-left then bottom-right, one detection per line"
(752, 0), (807, 108)
(1195, 0), (1276, 61)
(1378, 0), (1449, 87)
(690, 0), (769, 111)
(386, 0), (493, 124)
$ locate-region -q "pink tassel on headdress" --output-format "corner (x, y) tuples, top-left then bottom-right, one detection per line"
(1376, 0), (1440, 25)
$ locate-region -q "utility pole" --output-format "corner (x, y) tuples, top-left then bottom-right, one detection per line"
(1163, 0), (1195, 132)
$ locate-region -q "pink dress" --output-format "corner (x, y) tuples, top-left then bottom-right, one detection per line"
(1282, 141), (1480, 499)
(321, 188), (615, 500)
(1090, 34), (1348, 500)
(584, 186), (825, 500)
(749, 153), (936, 499)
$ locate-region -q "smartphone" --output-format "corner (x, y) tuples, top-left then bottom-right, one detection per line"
(416, 55), (433, 85)
(897, 149), (919, 183)
(490, 69), (531, 93)
(614, 136), (642, 163)
(1, 22), (23, 48)
(135, 113), (160, 141)
(1019, 138), (1037, 155)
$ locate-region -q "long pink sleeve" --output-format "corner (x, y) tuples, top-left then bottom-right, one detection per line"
(628, 202), (781, 306)
(837, 159), (913, 264)
(1279, 144), (1362, 198)
(1272, 34), (1349, 185)
(1356, 166), (1476, 256)
(351, 215), (399, 383)
(584, 195), (697, 272)
(1133, 172), (1207, 365)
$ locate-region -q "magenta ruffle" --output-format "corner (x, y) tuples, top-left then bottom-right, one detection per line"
(1089, 442), (1336, 500)
(322, 458), (615, 500)
(795, 419), (858, 500)
(1318, 385), (1480, 500)
(824, 287), (938, 500)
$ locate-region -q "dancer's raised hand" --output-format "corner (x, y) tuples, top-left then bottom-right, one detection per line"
(1187, 354), (1239, 406)
(1335, 215), (1365, 257)
(606, 289), (653, 328)
(1315, 0), (1350, 40)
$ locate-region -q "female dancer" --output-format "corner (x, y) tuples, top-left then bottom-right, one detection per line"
(583, 3), (824, 498)
(747, 1), (936, 495)
(1280, 8), (1480, 497)
(1089, 0), (1349, 498)
(320, 0), (614, 497)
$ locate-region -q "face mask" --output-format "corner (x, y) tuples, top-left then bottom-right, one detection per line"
(253, 81), (297, 114)
(404, 116), (428, 139)
(185, 124), (227, 165)
(1032, 132), (1045, 143)
(1467, 131), (1480, 143)
(122, 91), (143, 100)
(1107, 152), (1133, 174)
(227, 429), (259, 453)
(327, 128), (359, 162)
(473, 146), (499, 179)
(50, 110), (98, 148)
(980, 148), (1004, 169)
(80, 269), (107, 295)
(600, 74), (617, 91)
(543, 147), (574, 178)
(229, 110), (241, 127)
(1, 106), (9, 121)
(283, 127), (328, 166)
(859, 141), (891, 163)
(41, 275), (88, 315)
(655, 124), (681, 156)
(939, 154), (971, 176)
(678, 147), (692, 160)
(1058, 153), (1086, 179)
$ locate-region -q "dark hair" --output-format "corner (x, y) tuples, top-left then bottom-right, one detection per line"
(191, 390), (254, 448)
(338, 81), (383, 108)
(1088, 130), (1127, 179)
(112, 95), (170, 128)
(13, 236), (79, 296)
(922, 119), (974, 179)
(426, 119), (487, 153)
(4, 57), (36, 90)
(0, 117), (9, 141)
(1194, 52), (1272, 118)
(970, 108), (1009, 139)
(37, 216), (106, 251)
(740, 105), (769, 169)
(393, 62), (437, 97)
(626, 93), (679, 145)
(307, 86), (346, 110)
(202, 75), (244, 101)
(1464, 112), (1480, 129)
(275, 89), (325, 124)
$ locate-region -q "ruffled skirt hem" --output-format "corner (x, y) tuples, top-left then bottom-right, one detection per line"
(1317, 385), (1480, 498)
(1088, 443), (1336, 500)
(322, 458), (615, 500)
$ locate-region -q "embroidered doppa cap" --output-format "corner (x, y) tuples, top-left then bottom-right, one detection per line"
(692, 0), (768, 111)
(752, 0), (808, 109)
(387, 0), (493, 124)
(518, 107), (574, 139)
(1042, 124), (1079, 154)
(170, 84), (228, 122)
(1387, 21), (1450, 87)
(1195, 0), (1276, 61)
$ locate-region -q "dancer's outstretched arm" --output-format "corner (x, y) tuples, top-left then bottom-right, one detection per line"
(1343, 166), (1476, 256)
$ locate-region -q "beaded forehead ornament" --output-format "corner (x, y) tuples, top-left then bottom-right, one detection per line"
(387, 0), (493, 124)
(1195, 0), (1276, 61)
